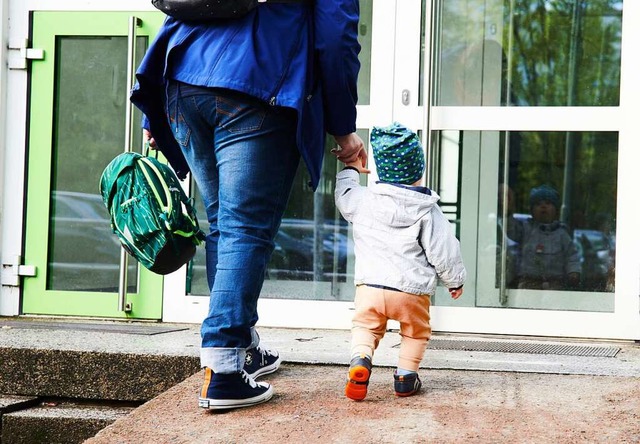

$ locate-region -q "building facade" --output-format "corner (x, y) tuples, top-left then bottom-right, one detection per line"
(1, 0), (639, 340)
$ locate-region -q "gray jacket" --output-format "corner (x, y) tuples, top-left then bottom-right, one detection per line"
(508, 218), (581, 279)
(335, 169), (466, 295)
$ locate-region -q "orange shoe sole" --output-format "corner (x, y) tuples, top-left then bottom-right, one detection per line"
(394, 389), (418, 397)
(345, 364), (371, 401)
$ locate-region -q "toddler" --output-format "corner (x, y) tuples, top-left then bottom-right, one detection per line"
(334, 122), (467, 400)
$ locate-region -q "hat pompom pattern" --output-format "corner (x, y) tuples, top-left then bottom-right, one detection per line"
(371, 122), (425, 185)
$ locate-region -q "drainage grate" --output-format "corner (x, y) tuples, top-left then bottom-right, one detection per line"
(423, 338), (620, 358)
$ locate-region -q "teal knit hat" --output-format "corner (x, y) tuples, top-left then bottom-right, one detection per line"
(530, 184), (560, 209)
(371, 122), (425, 185)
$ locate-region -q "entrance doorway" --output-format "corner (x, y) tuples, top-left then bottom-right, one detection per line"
(22, 12), (165, 319)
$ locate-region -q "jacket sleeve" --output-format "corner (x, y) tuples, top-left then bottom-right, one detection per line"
(314, 0), (361, 136)
(420, 205), (467, 288)
(564, 233), (582, 275)
(334, 168), (364, 222)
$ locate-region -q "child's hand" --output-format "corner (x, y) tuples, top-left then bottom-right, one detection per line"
(345, 158), (371, 174)
(449, 287), (463, 300)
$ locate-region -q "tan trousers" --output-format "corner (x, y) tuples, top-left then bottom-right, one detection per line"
(351, 285), (432, 372)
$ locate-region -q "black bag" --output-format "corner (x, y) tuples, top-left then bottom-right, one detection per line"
(152, 0), (310, 21)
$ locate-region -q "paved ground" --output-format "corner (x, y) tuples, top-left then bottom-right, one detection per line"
(5, 321), (636, 443)
(87, 363), (640, 444)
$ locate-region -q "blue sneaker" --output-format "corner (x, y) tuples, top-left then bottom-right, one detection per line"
(394, 371), (422, 397)
(198, 368), (273, 410)
(244, 345), (282, 379)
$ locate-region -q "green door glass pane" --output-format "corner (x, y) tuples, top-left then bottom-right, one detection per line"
(47, 36), (146, 292)
(434, 0), (623, 106)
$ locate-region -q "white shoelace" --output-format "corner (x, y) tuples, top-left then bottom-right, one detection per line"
(241, 370), (259, 388)
(256, 345), (277, 357)
(255, 345), (278, 365)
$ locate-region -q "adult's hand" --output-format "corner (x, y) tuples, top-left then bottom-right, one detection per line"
(332, 133), (366, 167)
(143, 129), (157, 149)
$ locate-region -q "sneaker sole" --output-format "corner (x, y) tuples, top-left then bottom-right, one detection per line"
(345, 364), (370, 401)
(394, 390), (419, 397)
(198, 385), (274, 410)
(247, 355), (282, 380)
(395, 382), (422, 398)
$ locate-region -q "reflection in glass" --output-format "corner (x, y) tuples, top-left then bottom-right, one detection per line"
(497, 131), (617, 294)
(189, 130), (368, 301)
(187, 0), (371, 299)
(357, 0), (373, 106)
(434, 0), (622, 106)
(440, 129), (618, 313)
(47, 36), (146, 292)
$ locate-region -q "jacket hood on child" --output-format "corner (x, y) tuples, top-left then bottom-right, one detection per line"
(335, 169), (467, 296)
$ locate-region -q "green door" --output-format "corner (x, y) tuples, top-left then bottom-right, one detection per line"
(23, 11), (166, 319)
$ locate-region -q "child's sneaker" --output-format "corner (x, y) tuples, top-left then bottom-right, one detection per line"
(198, 368), (273, 410)
(394, 371), (422, 397)
(345, 354), (372, 401)
(244, 345), (282, 379)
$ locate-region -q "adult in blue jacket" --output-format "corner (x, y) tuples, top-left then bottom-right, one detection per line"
(131, 0), (365, 410)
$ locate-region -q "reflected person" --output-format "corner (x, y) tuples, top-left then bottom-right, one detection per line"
(507, 185), (581, 290)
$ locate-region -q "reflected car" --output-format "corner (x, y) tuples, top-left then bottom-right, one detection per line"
(192, 217), (352, 283)
(269, 218), (352, 282)
(573, 229), (613, 291)
(49, 191), (137, 292)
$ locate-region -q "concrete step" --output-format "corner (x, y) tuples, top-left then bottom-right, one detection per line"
(0, 396), (40, 442)
(0, 347), (200, 402)
(1, 400), (134, 444)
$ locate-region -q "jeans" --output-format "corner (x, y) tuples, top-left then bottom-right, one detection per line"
(167, 81), (300, 373)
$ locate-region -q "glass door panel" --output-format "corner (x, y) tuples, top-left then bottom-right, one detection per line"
(48, 35), (145, 293)
(464, 129), (617, 311)
(426, 0), (638, 338)
(434, 0), (623, 107)
(23, 12), (165, 318)
(184, 1), (374, 303)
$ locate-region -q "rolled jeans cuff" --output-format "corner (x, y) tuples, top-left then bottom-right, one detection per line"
(200, 347), (246, 373)
(200, 327), (260, 373)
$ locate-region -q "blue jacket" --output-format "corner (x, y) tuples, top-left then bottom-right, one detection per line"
(131, 1), (361, 189)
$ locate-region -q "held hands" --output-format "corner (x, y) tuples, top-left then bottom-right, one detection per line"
(332, 133), (370, 173)
(449, 287), (463, 300)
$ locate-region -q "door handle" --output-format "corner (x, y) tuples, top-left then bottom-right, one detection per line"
(402, 89), (411, 106)
(118, 16), (141, 313)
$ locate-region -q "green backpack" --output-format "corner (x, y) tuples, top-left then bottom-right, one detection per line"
(99, 151), (205, 275)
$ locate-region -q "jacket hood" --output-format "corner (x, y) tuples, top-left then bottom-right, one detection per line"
(371, 183), (440, 228)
